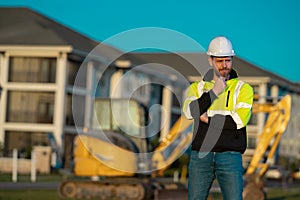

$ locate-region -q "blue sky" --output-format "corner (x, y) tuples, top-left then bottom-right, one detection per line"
(1, 0), (299, 83)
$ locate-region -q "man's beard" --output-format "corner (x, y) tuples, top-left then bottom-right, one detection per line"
(214, 68), (231, 78)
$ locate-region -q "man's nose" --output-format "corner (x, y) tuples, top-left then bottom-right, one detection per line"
(222, 60), (227, 66)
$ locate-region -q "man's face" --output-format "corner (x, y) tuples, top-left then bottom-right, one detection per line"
(210, 56), (233, 78)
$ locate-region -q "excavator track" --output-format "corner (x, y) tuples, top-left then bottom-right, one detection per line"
(59, 178), (147, 200)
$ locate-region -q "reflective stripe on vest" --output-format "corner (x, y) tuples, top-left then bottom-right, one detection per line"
(182, 81), (205, 119)
(206, 80), (251, 129)
(183, 79), (252, 128)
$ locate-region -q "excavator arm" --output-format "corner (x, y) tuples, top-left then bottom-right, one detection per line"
(245, 95), (291, 177)
(151, 115), (193, 171)
(243, 95), (291, 200)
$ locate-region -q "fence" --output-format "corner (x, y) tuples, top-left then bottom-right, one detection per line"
(0, 146), (52, 182)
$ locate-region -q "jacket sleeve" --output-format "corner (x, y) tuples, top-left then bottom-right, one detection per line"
(189, 91), (218, 118)
(183, 81), (217, 119)
(231, 83), (254, 129)
(182, 82), (200, 119)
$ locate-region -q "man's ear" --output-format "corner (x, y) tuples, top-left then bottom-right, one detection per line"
(208, 56), (213, 66)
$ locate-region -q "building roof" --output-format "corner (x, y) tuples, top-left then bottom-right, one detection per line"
(0, 7), (98, 53)
(0, 7), (298, 93)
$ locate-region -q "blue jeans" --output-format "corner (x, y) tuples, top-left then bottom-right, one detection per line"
(188, 151), (244, 200)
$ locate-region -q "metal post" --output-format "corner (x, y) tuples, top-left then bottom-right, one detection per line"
(12, 148), (17, 182)
(31, 149), (36, 182)
(160, 85), (172, 140)
(173, 170), (179, 183)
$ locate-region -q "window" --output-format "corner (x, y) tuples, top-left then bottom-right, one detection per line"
(92, 99), (144, 137)
(4, 131), (50, 157)
(248, 113), (258, 125)
(95, 67), (115, 97)
(247, 136), (257, 149)
(6, 91), (54, 123)
(172, 89), (181, 108)
(252, 85), (259, 95)
(171, 113), (181, 127)
(65, 93), (86, 127)
(136, 73), (148, 96)
(9, 57), (56, 83)
(67, 59), (87, 87)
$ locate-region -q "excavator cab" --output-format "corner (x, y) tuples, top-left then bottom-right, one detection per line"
(91, 98), (150, 153)
(72, 98), (158, 176)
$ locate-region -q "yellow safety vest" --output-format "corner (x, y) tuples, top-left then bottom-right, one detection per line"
(183, 78), (253, 129)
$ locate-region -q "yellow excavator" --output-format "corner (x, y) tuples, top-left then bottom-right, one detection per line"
(243, 94), (291, 200)
(59, 99), (193, 199)
(59, 95), (291, 200)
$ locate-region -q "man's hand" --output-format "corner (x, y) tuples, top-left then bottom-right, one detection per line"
(212, 77), (226, 95)
(200, 112), (208, 124)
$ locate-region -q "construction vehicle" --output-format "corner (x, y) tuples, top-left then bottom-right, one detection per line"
(59, 95), (291, 200)
(243, 94), (291, 200)
(59, 98), (193, 199)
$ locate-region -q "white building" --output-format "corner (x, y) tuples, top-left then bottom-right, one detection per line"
(0, 8), (188, 167)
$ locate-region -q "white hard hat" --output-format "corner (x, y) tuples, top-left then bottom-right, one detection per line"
(207, 36), (235, 57)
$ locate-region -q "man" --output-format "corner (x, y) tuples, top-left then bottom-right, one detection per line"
(183, 36), (253, 200)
